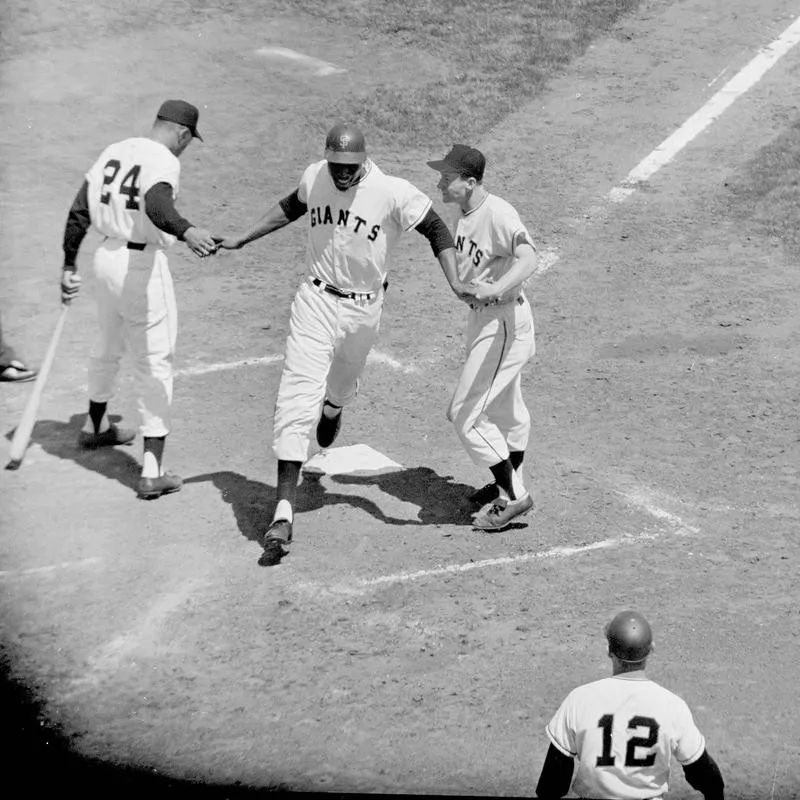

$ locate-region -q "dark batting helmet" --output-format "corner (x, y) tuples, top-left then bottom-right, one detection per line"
(605, 610), (653, 663)
(324, 123), (367, 164)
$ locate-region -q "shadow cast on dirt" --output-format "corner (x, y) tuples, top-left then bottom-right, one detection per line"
(328, 466), (479, 525)
(5, 413), (142, 490)
(184, 465), (480, 546)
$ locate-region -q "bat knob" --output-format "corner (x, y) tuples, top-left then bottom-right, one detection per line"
(5, 459), (22, 471)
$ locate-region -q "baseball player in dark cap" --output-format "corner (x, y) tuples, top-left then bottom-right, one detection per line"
(536, 610), (725, 799)
(427, 144), (537, 531)
(60, 99), (218, 499)
(216, 122), (477, 566)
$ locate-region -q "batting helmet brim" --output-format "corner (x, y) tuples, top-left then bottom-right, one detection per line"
(325, 149), (367, 164)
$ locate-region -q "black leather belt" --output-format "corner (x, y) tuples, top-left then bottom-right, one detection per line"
(311, 277), (388, 301)
(470, 295), (524, 311)
(127, 242), (147, 251)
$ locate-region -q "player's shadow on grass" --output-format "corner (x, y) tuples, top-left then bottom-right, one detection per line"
(4, 413), (142, 490)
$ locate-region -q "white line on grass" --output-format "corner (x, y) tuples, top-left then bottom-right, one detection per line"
(606, 15), (800, 203)
(0, 557), (102, 579)
(538, 15), (800, 270)
(255, 46), (346, 76)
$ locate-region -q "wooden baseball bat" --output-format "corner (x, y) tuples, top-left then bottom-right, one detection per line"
(5, 305), (70, 470)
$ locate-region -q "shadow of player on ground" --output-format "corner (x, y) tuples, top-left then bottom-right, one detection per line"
(4, 413), (142, 491)
(184, 468), (427, 546)
(329, 465), (479, 526)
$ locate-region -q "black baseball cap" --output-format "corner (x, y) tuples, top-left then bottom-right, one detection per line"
(156, 99), (203, 141)
(427, 144), (485, 181)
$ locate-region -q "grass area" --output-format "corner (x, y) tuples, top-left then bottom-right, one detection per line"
(269, 0), (643, 145)
(0, 0), (642, 145)
(720, 119), (800, 255)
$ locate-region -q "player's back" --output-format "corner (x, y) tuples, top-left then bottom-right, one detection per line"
(86, 137), (180, 248)
(548, 675), (705, 799)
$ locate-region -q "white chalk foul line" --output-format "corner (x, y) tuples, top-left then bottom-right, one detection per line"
(538, 16), (800, 270)
(175, 348), (417, 378)
(0, 557), (102, 579)
(255, 46), (346, 76)
(616, 487), (700, 536)
(606, 14), (800, 203)
(297, 528), (671, 599)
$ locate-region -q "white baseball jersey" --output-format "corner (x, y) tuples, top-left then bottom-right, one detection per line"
(86, 137), (181, 248)
(546, 675), (706, 799)
(297, 159), (432, 292)
(454, 193), (534, 289)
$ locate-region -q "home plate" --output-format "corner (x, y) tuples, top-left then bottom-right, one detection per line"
(304, 444), (401, 476)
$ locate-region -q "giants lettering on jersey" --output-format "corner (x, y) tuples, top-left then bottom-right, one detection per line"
(310, 205), (381, 242)
(455, 234), (483, 267)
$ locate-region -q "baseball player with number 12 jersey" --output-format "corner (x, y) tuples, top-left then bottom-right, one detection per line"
(536, 611), (725, 800)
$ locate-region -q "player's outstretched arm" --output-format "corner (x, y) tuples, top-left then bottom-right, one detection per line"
(414, 209), (474, 303)
(217, 190), (307, 250)
(682, 749), (725, 800)
(535, 743), (574, 799)
(144, 183), (216, 257)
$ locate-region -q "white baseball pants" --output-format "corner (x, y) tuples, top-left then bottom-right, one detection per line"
(448, 295), (535, 467)
(272, 278), (383, 462)
(88, 239), (177, 437)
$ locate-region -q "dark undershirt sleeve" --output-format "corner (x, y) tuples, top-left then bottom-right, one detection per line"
(144, 182), (193, 239)
(414, 208), (455, 256)
(535, 744), (574, 799)
(63, 180), (92, 269)
(683, 749), (725, 800)
(278, 189), (308, 221)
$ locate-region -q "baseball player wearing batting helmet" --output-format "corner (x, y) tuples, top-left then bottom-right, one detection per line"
(536, 611), (725, 800)
(60, 99), (218, 499)
(428, 145), (537, 531)
(217, 123), (475, 566)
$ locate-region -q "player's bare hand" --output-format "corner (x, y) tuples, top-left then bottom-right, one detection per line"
(60, 269), (82, 305)
(451, 281), (477, 304)
(213, 235), (244, 250)
(183, 227), (218, 258)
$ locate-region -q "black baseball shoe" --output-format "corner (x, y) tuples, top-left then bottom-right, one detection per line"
(316, 400), (342, 448)
(78, 423), (136, 449)
(468, 481), (500, 506)
(136, 472), (183, 500)
(472, 493), (534, 531)
(259, 519), (292, 567)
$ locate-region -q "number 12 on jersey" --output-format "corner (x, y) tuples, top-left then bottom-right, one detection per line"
(100, 159), (142, 210)
(596, 714), (659, 767)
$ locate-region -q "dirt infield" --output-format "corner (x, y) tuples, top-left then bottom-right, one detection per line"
(2, 0), (799, 797)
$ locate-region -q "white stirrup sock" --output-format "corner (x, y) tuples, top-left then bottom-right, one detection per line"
(274, 499), (293, 523)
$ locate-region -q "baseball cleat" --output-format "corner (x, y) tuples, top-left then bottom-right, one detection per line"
(136, 472), (183, 499)
(259, 519), (292, 567)
(78, 423), (136, 449)
(315, 400), (342, 448)
(472, 493), (534, 531)
(468, 481), (500, 506)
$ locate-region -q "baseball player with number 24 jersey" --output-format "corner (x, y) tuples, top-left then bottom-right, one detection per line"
(536, 611), (725, 800)
(60, 100), (218, 500)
